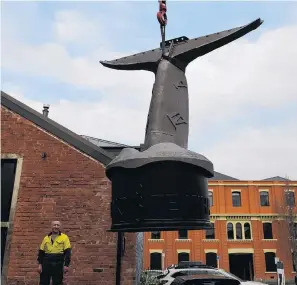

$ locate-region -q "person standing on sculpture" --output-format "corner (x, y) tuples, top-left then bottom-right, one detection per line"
(37, 221), (71, 285)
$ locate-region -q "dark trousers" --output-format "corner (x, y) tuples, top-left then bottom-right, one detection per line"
(40, 261), (64, 285)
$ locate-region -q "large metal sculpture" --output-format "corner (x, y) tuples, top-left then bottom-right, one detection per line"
(100, 2), (263, 232)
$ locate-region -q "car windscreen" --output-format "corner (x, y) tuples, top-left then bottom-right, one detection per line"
(219, 270), (243, 282)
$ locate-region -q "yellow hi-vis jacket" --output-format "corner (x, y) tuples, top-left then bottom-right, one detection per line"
(38, 232), (71, 266)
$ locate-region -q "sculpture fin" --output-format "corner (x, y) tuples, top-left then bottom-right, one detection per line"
(100, 48), (162, 72)
(172, 18), (263, 66)
(100, 18), (263, 71)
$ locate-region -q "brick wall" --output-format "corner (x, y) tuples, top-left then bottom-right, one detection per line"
(1, 106), (136, 285)
(144, 181), (297, 282)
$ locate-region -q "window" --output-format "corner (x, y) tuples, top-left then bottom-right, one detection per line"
(205, 223), (215, 239)
(265, 252), (277, 272)
(244, 223), (251, 240)
(286, 191), (296, 207)
(260, 191), (270, 206)
(151, 231), (161, 239)
(178, 252), (189, 263)
(1, 227), (8, 271)
(150, 252), (162, 270)
(209, 191), (213, 207)
(206, 252), (218, 268)
(236, 223), (242, 240)
(227, 222), (252, 240)
(263, 223), (273, 239)
(232, 191), (241, 207)
(227, 223), (234, 240)
(178, 230), (188, 239)
(1, 159), (17, 271)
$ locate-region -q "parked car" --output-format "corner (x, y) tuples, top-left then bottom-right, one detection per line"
(170, 274), (240, 285)
(157, 263), (268, 285)
(217, 269), (268, 285)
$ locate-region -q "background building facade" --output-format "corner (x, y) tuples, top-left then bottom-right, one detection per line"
(143, 177), (297, 283)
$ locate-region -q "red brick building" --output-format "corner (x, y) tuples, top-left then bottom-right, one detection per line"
(143, 177), (297, 284)
(1, 91), (136, 285)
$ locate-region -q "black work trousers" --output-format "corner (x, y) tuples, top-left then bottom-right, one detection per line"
(40, 261), (64, 285)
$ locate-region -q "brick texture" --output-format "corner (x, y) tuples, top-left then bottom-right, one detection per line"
(1, 106), (136, 285)
(144, 181), (297, 283)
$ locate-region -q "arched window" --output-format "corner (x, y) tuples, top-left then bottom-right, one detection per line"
(150, 252), (162, 270)
(209, 191), (213, 207)
(232, 191), (241, 207)
(206, 252), (217, 268)
(227, 223), (234, 240)
(236, 223), (242, 239)
(244, 223), (251, 239)
(178, 252), (190, 263)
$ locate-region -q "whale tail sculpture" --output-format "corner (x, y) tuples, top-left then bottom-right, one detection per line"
(100, 18), (263, 232)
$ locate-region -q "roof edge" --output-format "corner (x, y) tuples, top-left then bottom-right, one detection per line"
(1, 91), (113, 166)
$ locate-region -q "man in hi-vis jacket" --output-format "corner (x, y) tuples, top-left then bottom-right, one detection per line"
(37, 221), (71, 285)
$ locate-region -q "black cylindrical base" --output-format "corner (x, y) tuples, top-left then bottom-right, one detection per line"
(108, 161), (211, 232)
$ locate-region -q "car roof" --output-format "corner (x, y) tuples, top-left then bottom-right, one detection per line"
(178, 274), (234, 280)
(168, 267), (220, 272)
(171, 274), (238, 285)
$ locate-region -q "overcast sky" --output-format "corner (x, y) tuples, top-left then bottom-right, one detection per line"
(1, 1), (297, 180)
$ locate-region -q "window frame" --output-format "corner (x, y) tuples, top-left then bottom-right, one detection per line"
(151, 231), (161, 239)
(231, 191), (242, 207)
(178, 252), (190, 263)
(262, 222), (273, 240)
(244, 222), (252, 240)
(227, 222), (234, 240)
(178, 229), (188, 239)
(150, 251), (162, 270)
(235, 222), (243, 240)
(227, 221), (252, 240)
(264, 252), (277, 272)
(205, 252), (218, 268)
(259, 190), (270, 207)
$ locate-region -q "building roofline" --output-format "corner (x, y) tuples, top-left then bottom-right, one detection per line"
(81, 135), (140, 149)
(1, 91), (113, 166)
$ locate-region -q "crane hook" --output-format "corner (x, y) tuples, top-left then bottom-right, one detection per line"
(157, 0), (167, 54)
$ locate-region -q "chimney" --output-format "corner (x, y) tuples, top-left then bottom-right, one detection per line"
(42, 104), (50, 117)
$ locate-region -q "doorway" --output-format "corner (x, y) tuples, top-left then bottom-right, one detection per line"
(229, 253), (254, 281)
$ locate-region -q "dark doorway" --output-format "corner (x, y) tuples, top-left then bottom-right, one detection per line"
(229, 253), (254, 281)
(150, 252), (162, 270)
(1, 159), (17, 272)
